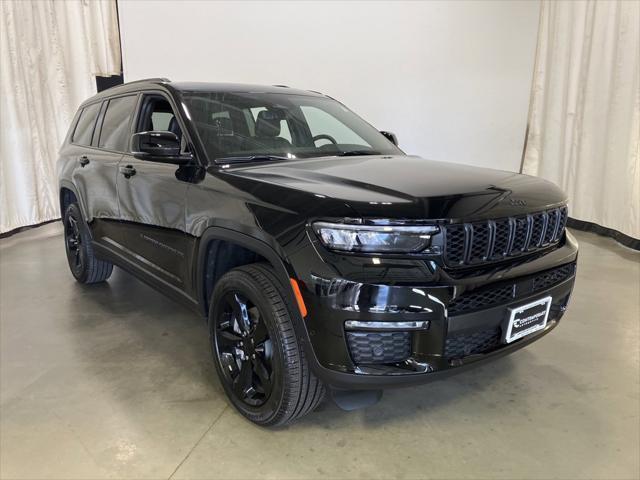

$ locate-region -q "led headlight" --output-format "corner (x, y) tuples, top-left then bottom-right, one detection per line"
(312, 221), (439, 253)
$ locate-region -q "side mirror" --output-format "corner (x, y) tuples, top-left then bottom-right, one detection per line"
(131, 131), (192, 164)
(380, 131), (398, 146)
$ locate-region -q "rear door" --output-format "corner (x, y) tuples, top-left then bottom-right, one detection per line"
(115, 91), (196, 297)
(70, 98), (125, 246)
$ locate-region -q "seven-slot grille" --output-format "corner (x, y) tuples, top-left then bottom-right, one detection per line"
(444, 206), (568, 267)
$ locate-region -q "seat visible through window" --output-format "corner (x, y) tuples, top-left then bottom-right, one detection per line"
(139, 96), (182, 142)
(167, 116), (182, 143)
(254, 110), (292, 149)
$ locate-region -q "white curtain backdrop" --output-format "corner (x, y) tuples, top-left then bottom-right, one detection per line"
(1, 0), (121, 233)
(522, 0), (640, 240)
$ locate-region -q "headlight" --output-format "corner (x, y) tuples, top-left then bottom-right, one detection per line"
(312, 221), (439, 253)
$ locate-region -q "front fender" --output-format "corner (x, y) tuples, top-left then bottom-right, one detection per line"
(194, 225), (324, 376)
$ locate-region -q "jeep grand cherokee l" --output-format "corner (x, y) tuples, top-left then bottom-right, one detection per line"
(58, 78), (578, 425)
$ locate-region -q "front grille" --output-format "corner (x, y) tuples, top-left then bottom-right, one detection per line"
(492, 219), (511, 258)
(444, 328), (501, 359)
(346, 331), (411, 365)
(444, 206), (569, 267)
(533, 263), (576, 291)
(529, 212), (546, 250)
(469, 222), (490, 262)
(446, 225), (467, 262)
(448, 262), (576, 316)
(448, 284), (514, 316)
(512, 217), (529, 253)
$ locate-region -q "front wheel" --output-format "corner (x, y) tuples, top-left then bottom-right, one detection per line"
(209, 263), (325, 426)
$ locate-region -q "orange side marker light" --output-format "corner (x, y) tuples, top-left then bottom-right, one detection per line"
(289, 278), (308, 318)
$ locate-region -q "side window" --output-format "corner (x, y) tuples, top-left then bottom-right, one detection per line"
(137, 96), (182, 143)
(212, 111), (230, 121)
(150, 111), (174, 131)
(98, 95), (138, 152)
(72, 103), (101, 146)
(301, 106), (369, 147)
(250, 107), (265, 121)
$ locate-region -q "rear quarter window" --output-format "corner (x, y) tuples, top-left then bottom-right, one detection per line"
(72, 102), (102, 146)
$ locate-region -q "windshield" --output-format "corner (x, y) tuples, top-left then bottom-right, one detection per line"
(180, 91), (403, 163)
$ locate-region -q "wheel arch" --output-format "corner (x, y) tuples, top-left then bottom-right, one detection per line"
(195, 225), (323, 384)
(196, 226), (298, 318)
(59, 181), (88, 221)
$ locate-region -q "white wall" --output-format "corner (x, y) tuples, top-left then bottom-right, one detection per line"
(119, 0), (540, 172)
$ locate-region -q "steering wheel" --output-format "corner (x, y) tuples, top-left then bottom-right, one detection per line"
(312, 134), (338, 146)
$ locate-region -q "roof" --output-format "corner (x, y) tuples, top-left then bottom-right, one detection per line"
(82, 78), (324, 106)
(170, 82), (324, 97)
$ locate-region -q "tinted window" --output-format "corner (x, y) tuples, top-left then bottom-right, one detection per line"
(98, 95), (138, 151)
(72, 103), (101, 145)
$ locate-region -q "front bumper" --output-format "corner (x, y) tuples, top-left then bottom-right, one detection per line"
(296, 233), (579, 390)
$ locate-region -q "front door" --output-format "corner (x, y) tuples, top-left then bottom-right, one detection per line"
(116, 92), (195, 297)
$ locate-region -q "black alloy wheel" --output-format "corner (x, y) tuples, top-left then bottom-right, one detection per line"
(209, 264), (325, 426)
(64, 214), (84, 273)
(214, 291), (274, 407)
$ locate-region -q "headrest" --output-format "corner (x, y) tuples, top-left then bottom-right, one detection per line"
(153, 100), (173, 114)
(212, 117), (233, 136)
(255, 109), (283, 137)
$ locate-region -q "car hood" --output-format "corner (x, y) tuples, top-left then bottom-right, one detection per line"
(221, 155), (567, 221)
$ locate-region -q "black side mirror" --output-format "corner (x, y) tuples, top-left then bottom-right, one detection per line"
(131, 131), (192, 164)
(380, 131), (398, 146)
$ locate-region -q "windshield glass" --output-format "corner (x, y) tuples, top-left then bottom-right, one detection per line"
(180, 91), (403, 162)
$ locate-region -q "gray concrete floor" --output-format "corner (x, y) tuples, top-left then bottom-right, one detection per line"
(0, 224), (638, 480)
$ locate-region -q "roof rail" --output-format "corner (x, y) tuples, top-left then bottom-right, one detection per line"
(124, 77), (171, 86)
(272, 84), (290, 88)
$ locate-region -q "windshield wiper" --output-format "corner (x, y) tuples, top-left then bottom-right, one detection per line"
(336, 150), (381, 157)
(213, 155), (291, 165)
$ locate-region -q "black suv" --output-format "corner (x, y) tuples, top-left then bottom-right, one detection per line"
(58, 78), (578, 425)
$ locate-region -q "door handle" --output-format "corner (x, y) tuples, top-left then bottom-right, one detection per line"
(79, 156), (90, 167)
(119, 165), (136, 179)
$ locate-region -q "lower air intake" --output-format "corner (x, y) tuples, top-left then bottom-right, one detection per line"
(444, 328), (501, 359)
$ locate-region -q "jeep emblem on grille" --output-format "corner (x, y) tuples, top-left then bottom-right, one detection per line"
(509, 198), (527, 206)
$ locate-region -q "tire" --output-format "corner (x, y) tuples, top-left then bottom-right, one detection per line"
(63, 203), (113, 284)
(209, 263), (325, 426)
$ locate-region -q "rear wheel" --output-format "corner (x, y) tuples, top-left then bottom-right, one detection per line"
(63, 203), (113, 284)
(209, 263), (325, 426)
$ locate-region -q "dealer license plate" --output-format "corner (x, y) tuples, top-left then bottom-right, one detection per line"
(504, 296), (552, 344)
